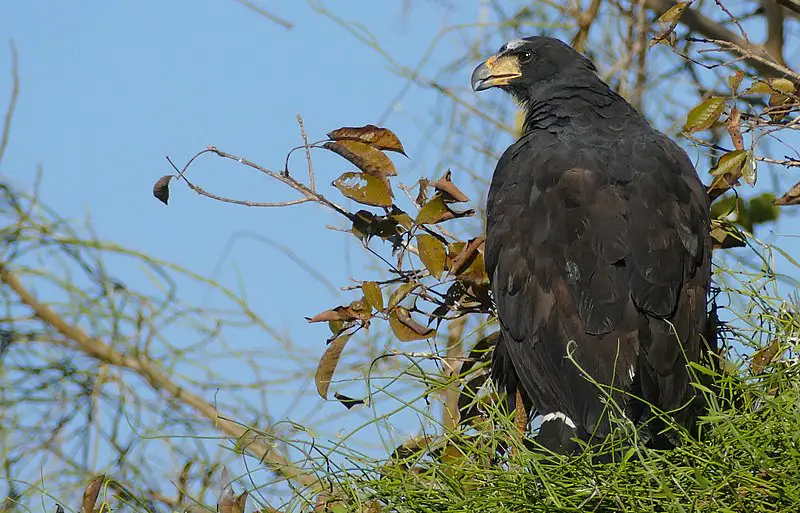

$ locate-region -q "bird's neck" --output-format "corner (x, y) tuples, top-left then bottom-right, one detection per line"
(519, 74), (640, 135)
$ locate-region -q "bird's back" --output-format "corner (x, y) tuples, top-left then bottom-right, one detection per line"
(486, 82), (712, 451)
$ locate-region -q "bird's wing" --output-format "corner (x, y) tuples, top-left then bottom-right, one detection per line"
(486, 131), (710, 438)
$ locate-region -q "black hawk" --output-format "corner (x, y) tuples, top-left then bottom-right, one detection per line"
(471, 36), (714, 453)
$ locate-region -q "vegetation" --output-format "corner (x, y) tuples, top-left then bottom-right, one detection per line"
(3, 1), (800, 512)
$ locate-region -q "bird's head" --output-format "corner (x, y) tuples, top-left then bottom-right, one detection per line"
(471, 36), (598, 100)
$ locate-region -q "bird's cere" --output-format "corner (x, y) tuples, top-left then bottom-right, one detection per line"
(541, 412), (577, 429)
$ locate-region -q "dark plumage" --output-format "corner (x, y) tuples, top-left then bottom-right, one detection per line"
(472, 36), (714, 453)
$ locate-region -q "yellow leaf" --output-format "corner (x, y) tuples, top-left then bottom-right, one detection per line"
(657, 1), (690, 23)
(362, 281), (384, 312)
(388, 282), (418, 310)
(333, 172), (392, 207)
(744, 78), (796, 95)
(324, 139), (397, 177)
(416, 234), (447, 279)
(416, 194), (474, 225)
(709, 150), (748, 177)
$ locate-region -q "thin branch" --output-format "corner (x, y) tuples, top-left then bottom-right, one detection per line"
(232, 0), (293, 30)
(296, 115), (315, 191)
(0, 265), (321, 492)
(0, 41), (19, 165)
(645, 0), (794, 78)
(571, 0), (603, 53)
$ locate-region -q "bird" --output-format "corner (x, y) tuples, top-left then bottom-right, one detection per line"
(471, 36), (715, 454)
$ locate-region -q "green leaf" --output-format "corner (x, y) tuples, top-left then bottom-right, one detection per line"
(742, 151), (757, 186)
(333, 172), (392, 207)
(416, 234), (447, 279)
(657, 1), (690, 23)
(362, 281), (384, 312)
(683, 97), (726, 133)
(709, 150), (748, 177)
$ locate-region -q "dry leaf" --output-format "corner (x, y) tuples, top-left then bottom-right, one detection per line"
(82, 476), (105, 513)
(416, 194), (475, 225)
(333, 392), (365, 409)
(431, 170), (469, 203)
(775, 181), (800, 206)
(314, 333), (352, 399)
(153, 175), (173, 205)
(416, 234), (447, 279)
(388, 282), (418, 311)
(333, 172), (393, 207)
(328, 124), (407, 155)
(390, 307), (436, 341)
(324, 139), (397, 177)
(751, 339), (781, 375)
(362, 281), (384, 312)
(728, 70), (745, 95)
(727, 107), (743, 150)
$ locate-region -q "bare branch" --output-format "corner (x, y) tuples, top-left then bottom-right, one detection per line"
(761, 0), (787, 66)
(0, 266), (321, 492)
(0, 41), (19, 165)
(232, 0), (292, 30)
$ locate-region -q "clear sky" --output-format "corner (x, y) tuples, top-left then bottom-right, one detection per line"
(2, 0), (800, 504)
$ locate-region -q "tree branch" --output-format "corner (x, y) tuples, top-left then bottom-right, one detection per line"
(0, 265), (321, 492)
(645, 0), (793, 77)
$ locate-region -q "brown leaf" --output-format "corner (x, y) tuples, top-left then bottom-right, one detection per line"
(333, 392), (365, 409)
(314, 333), (352, 399)
(448, 238), (489, 285)
(727, 107), (743, 150)
(683, 96), (727, 133)
(82, 475), (105, 513)
(775, 181), (800, 206)
(388, 282), (418, 311)
(728, 70), (745, 95)
(416, 194), (475, 225)
(328, 124), (407, 155)
(153, 175), (173, 205)
(431, 170), (469, 203)
(710, 219), (746, 249)
(233, 492), (249, 513)
(390, 307), (436, 341)
(767, 91), (795, 122)
(324, 139), (396, 177)
(448, 236), (486, 276)
(333, 172), (393, 207)
(362, 281), (384, 312)
(351, 209), (406, 247)
(306, 301), (371, 323)
(751, 339), (781, 375)
(416, 234), (447, 279)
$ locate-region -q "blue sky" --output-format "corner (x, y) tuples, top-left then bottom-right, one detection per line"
(3, 0), (800, 505)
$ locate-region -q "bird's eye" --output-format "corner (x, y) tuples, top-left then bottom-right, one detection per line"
(518, 51), (533, 63)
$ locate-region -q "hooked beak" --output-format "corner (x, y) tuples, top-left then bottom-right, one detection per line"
(471, 53), (523, 92)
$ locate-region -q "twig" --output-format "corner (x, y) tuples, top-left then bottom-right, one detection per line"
(0, 41), (19, 165)
(232, 0), (293, 30)
(296, 115), (315, 191)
